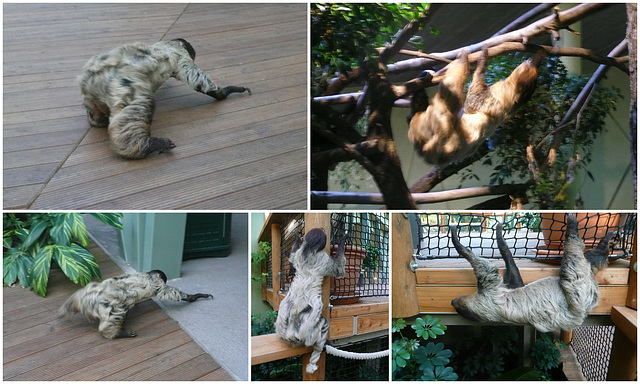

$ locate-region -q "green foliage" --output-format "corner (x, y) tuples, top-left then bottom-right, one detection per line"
(392, 316), (457, 381)
(449, 326), (519, 380)
(251, 241), (272, 282)
(251, 310), (278, 336)
(531, 333), (567, 379)
(362, 244), (380, 271)
(481, 55), (622, 208)
(490, 366), (545, 381)
(3, 213), (123, 296)
(311, 3), (430, 94)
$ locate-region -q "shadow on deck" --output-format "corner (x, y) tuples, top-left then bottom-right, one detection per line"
(3, 241), (234, 381)
(3, 3), (307, 209)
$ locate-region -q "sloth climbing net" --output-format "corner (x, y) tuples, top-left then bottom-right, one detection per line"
(412, 212), (635, 261)
(272, 213), (390, 303)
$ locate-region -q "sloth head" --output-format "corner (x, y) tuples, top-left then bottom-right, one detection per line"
(148, 270), (168, 283)
(290, 228), (348, 277)
(170, 38), (196, 61)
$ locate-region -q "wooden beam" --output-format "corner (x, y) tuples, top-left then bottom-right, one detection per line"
(271, 222), (282, 310)
(417, 285), (627, 314)
(251, 333), (312, 365)
(415, 259), (630, 285)
(391, 213), (420, 318)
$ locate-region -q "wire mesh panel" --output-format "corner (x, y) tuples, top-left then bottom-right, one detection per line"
(330, 213), (390, 303)
(326, 335), (389, 381)
(571, 325), (616, 381)
(414, 213), (635, 260)
(251, 356), (303, 381)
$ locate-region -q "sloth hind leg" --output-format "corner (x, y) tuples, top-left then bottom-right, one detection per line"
(108, 95), (175, 159)
(98, 306), (136, 339)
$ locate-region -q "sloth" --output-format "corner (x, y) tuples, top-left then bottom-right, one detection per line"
(78, 38), (251, 159)
(58, 270), (212, 339)
(275, 228), (348, 374)
(408, 47), (544, 165)
(450, 213), (617, 332)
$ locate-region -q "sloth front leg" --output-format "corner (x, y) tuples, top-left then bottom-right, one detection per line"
(82, 96), (110, 128)
(208, 86), (252, 100)
(108, 94), (175, 159)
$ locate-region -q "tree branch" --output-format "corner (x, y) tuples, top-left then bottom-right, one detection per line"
(541, 39), (628, 170)
(386, 3), (611, 75)
(311, 183), (529, 205)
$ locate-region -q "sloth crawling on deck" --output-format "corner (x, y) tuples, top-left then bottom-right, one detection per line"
(78, 38), (251, 159)
(58, 270), (212, 339)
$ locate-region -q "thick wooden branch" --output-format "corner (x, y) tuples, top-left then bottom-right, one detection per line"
(311, 183), (528, 206)
(379, 4), (444, 64)
(315, 42), (629, 106)
(311, 139), (382, 167)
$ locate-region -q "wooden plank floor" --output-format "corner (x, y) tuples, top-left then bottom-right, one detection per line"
(3, 3), (307, 209)
(3, 241), (234, 381)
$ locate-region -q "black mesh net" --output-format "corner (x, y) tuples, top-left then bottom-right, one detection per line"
(330, 213), (390, 303)
(413, 213), (635, 260)
(571, 325), (616, 381)
(272, 213), (390, 303)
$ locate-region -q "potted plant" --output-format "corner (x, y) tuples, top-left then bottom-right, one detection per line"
(330, 242), (366, 305)
(537, 213), (621, 256)
(3, 213), (123, 296)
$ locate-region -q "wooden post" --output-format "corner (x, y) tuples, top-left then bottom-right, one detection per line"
(302, 213), (331, 381)
(626, 224), (637, 309)
(392, 213), (420, 318)
(271, 223), (282, 310)
(302, 352), (326, 381)
(607, 306), (637, 380)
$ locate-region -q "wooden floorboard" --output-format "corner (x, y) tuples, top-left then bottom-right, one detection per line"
(3, 3), (307, 209)
(3, 241), (233, 381)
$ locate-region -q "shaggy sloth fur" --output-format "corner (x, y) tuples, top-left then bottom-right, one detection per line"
(408, 47), (544, 165)
(58, 270), (212, 339)
(78, 38), (250, 159)
(275, 228), (348, 374)
(450, 213), (617, 332)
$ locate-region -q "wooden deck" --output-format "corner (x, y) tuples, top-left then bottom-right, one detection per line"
(3, 3), (307, 209)
(3, 241), (234, 381)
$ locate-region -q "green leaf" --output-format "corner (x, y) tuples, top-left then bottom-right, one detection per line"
(21, 220), (51, 251)
(392, 318), (406, 333)
(51, 213), (88, 246)
(88, 213), (123, 230)
(54, 243), (101, 286)
(3, 250), (33, 287)
(30, 245), (55, 296)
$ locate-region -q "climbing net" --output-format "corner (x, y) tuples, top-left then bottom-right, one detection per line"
(412, 212), (635, 260)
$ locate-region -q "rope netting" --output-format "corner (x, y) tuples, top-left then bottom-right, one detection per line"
(413, 212), (635, 260)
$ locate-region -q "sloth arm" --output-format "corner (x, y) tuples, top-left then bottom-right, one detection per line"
(170, 56), (224, 97)
(155, 284), (213, 302)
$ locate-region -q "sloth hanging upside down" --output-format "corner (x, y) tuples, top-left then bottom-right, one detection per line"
(450, 213), (617, 332)
(408, 47), (545, 165)
(58, 270), (212, 339)
(78, 38), (251, 159)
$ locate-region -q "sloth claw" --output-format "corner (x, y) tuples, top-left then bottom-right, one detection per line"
(148, 137), (176, 154)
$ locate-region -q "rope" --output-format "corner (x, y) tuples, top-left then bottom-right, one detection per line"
(325, 344), (389, 360)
